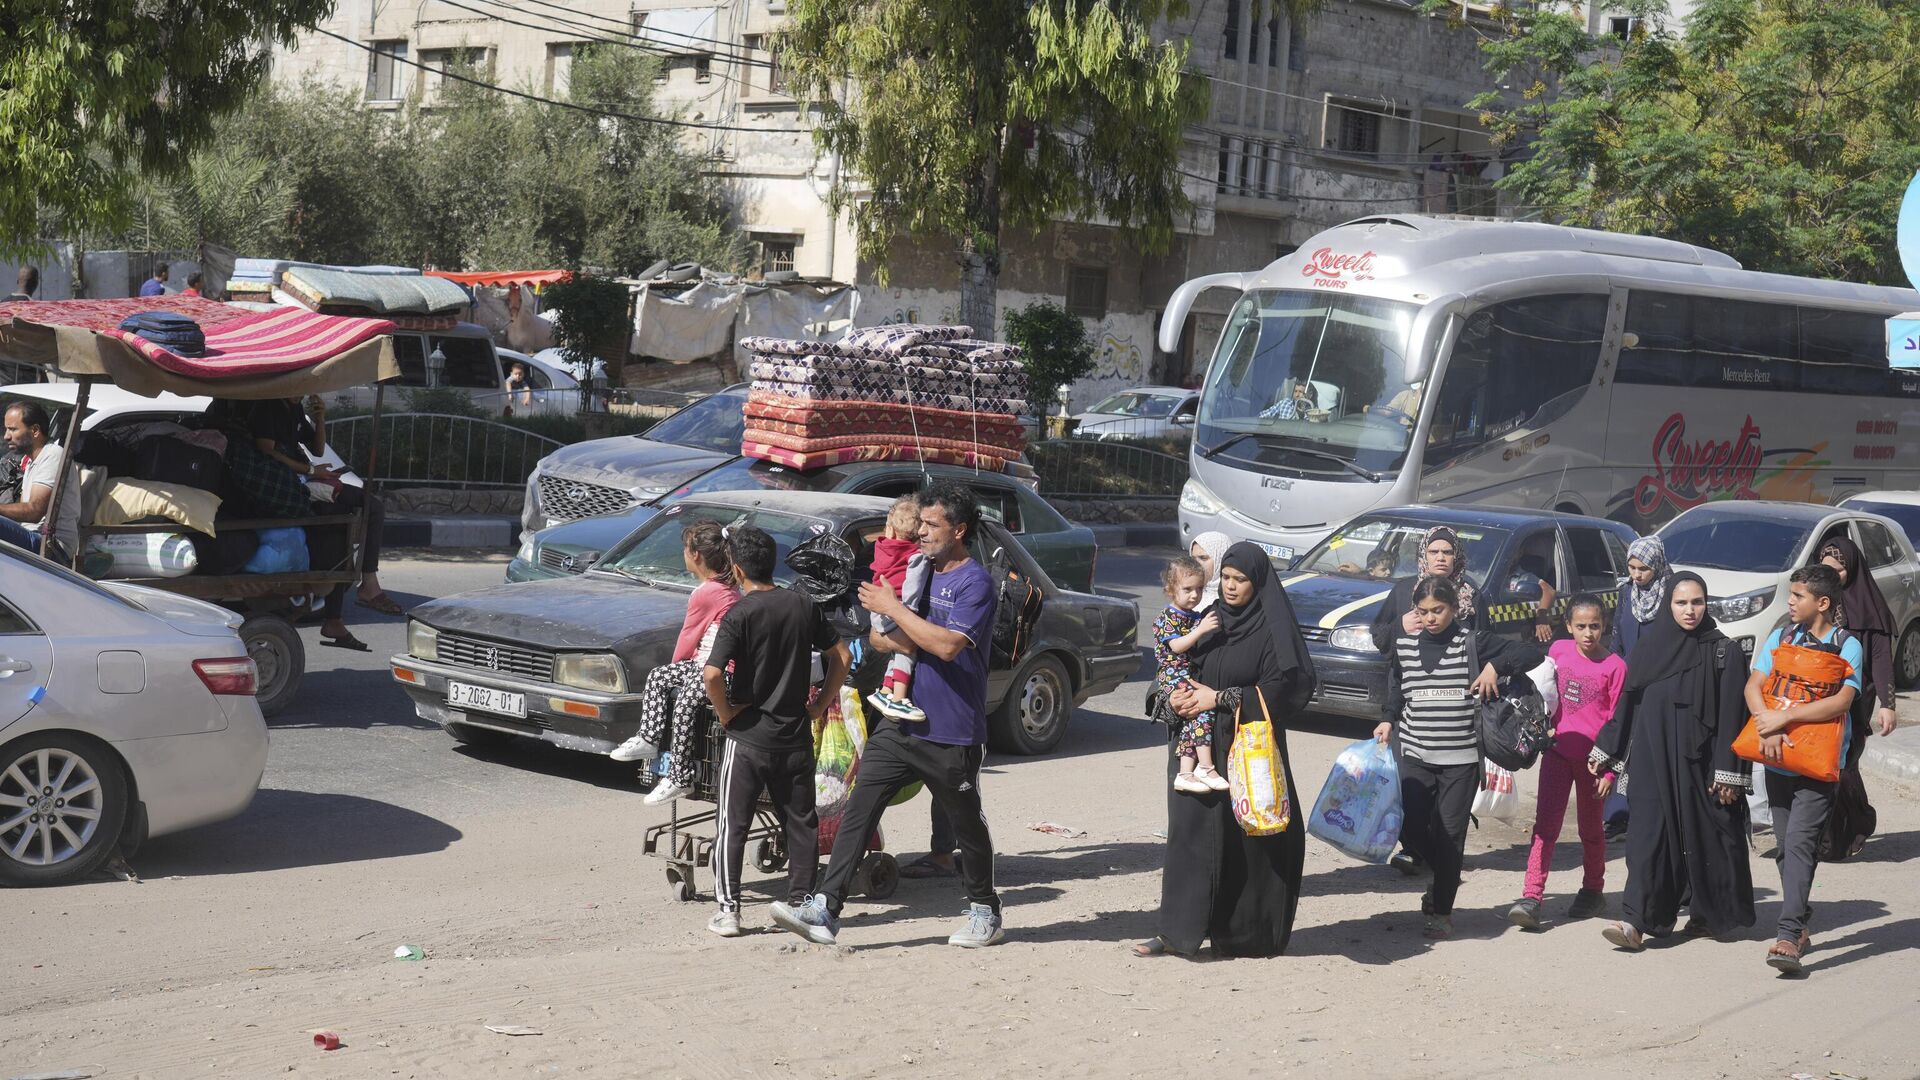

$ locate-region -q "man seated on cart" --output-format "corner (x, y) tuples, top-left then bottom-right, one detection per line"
(0, 400), (80, 561)
(208, 396), (402, 651)
(702, 525), (851, 939)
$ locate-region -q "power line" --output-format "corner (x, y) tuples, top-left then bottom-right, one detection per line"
(473, 0), (767, 69)
(441, 0), (771, 98)
(1198, 70), (1509, 142)
(515, 0), (764, 62)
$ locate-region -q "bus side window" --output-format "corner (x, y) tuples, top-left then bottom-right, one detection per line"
(1429, 294), (1608, 464)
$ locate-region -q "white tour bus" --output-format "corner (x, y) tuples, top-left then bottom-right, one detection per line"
(1158, 215), (1920, 561)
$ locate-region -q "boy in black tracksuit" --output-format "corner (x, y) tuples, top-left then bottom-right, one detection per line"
(702, 525), (850, 938)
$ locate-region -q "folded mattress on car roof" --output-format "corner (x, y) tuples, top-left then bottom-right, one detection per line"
(279, 267), (470, 316)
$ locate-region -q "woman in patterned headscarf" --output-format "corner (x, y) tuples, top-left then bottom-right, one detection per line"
(1189, 531), (1233, 609)
(1613, 535), (1669, 658)
(1370, 525), (1478, 654)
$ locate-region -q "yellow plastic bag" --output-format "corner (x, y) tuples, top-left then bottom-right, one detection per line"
(1227, 688), (1292, 836)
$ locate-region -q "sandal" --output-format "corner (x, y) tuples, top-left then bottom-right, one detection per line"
(899, 854), (959, 879)
(1131, 937), (1170, 957)
(356, 592), (405, 616)
(320, 632), (372, 653)
(1766, 938), (1805, 976)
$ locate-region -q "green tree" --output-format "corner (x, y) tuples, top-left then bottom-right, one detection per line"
(133, 145), (298, 254)
(0, 0), (336, 257)
(1004, 299), (1096, 414)
(1455, 0), (1920, 283)
(780, 0), (1219, 333)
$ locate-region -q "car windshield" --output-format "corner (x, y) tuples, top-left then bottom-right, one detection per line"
(597, 504), (825, 587)
(641, 390), (747, 454)
(1293, 514), (1507, 587)
(1659, 510), (1810, 573)
(666, 457), (831, 504)
(1845, 501), (1920, 546)
(1197, 289), (1425, 479)
(1088, 392), (1180, 418)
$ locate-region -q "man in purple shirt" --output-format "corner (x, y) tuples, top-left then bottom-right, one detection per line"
(772, 481), (1004, 949)
(138, 263), (169, 297)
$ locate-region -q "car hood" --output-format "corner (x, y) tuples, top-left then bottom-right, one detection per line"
(414, 576), (688, 652)
(1278, 571), (1397, 631)
(537, 507), (660, 556)
(103, 583), (245, 638)
(537, 436), (730, 496)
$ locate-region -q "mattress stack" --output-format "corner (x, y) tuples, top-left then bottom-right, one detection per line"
(738, 324), (1030, 471)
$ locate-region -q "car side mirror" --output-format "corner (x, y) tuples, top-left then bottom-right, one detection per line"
(1171, 413), (1195, 426)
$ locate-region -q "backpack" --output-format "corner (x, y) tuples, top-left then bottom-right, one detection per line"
(987, 551), (1044, 667)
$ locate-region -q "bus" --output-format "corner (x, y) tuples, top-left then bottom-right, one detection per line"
(1157, 215), (1920, 562)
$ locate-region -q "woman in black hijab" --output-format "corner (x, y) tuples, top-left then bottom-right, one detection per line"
(1135, 542), (1317, 958)
(1589, 572), (1755, 950)
(1817, 535), (1897, 858)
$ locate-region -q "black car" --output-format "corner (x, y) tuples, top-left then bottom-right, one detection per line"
(396, 491), (1139, 756)
(1280, 504), (1640, 721)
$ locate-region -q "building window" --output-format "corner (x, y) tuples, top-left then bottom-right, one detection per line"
(753, 234), (799, 275)
(547, 42), (582, 96)
(1268, 16), (1282, 67)
(420, 47), (488, 98)
(1238, 140), (1256, 196)
(744, 34), (791, 95)
(1333, 105), (1382, 156)
(694, 55), (712, 83)
(1288, 22), (1306, 71)
(1610, 16), (1637, 40)
(1224, 0), (1240, 61)
(1216, 134), (1231, 194)
(1066, 267), (1108, 320)
(365, 40), (408, 102)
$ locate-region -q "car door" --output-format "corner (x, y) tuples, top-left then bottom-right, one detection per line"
(0, 594), (55, 730)
(1484, 525), (1563, 640)
(1853, 518), (1917, 623)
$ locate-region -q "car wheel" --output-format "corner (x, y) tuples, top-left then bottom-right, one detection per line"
(238, 615), (304, 718)
(988, 654), (1071, 755)
(0, 732), (129, 887)
(1899, 622), (1920, 691)
(446, 722), (517, 749)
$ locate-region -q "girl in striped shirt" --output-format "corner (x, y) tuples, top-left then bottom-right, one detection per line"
(1373, 575), (1542, 939)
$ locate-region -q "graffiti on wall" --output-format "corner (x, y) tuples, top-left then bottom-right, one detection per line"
(1093, 329), (1147, 382)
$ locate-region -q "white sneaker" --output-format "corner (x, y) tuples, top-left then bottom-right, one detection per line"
(707, 909), (742, 938)
(644, 781), (692, 806)
(609, 734), (660, 763)
(1194, 766), (1231, 792)
(948, 903), (1005, 948)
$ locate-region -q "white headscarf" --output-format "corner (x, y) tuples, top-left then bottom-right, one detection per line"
(1190, 531), (1233, 608)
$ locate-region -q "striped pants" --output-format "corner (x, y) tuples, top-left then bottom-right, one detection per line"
(715, 737), (818, 912)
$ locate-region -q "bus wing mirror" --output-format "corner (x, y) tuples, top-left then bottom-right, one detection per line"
(1405, 293), (1465, 386)
(1157, 273), (1248, 355)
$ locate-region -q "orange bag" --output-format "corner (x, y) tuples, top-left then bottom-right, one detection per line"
(1732, 640), (1853, 783)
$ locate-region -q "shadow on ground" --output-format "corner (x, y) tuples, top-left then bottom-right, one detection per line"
(130, 788), (462, 878)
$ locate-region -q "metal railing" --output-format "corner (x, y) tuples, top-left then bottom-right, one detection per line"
(326, 412), (564, 489)
(1026, 436), (1189, 500)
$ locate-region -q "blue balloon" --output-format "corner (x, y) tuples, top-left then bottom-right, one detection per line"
(1898, 170), (1920, 291)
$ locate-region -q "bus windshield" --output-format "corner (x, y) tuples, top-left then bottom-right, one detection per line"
(1196, 290), (1424, 480)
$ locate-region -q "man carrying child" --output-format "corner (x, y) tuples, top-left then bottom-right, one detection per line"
(771, 483), (1005, 948)
(702, 525), (851, 938)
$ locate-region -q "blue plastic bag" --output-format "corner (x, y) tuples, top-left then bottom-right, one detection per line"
(1307, 738), (1403, 864)
(242, 527), (311, 574)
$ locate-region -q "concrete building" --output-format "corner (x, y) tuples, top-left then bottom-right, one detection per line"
(271, 0), (1532, 407)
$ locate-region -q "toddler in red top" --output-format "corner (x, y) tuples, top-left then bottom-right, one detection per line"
(868, 497), (932, 722)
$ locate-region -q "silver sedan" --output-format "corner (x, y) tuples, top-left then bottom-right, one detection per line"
(0, 546), (269, 886)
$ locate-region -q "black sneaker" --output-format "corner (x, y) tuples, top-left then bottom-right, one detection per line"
(1390, 850), (1427, 877)
(1567, 888), (1606, 920)
(1506, 897), (1543, 930)
(1604, 819), (1628, 843)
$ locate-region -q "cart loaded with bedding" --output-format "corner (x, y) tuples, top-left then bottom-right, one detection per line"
(0, 296), (401, 715)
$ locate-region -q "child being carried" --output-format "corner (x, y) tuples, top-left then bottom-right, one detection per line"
(868, 496), (933, 723)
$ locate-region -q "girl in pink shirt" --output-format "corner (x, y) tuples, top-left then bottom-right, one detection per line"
(609, 521), (739, 805)
(1508, 594), (1625, 929)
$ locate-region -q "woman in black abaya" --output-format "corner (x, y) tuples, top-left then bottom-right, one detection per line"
(1818, 535), (1897, 858)
(1589, 572), (1755, 950)
(1136, 543), (1317, 959)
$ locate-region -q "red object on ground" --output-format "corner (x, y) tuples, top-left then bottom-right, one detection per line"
(424, 269), (573, 289)
(313, 1031), (342, 1050)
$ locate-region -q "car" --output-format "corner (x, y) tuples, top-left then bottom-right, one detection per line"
(473, 348), (583, 417)
(1070, 386), (1200, 441)
(397, 491), (1138, 756)
(0, 544), (269, 886)
(1838, 491), (1920, 552)
(508, 457), (1099, 592)
(1657, 501), (1920, 684)
(1278, 504), (1640, 721)
(518, 385), (748, 542)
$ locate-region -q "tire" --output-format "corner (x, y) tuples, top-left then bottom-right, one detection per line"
(446, 722), (517, 749)
(860, 852), (899, 900)
(666, 865), (695, 903)
(988, 654), (1072, 756)
(0, 732), (130, 887)
(1898, 622), (1920, 691)
(237, 615), (304, 718)
(753, 837), (788, 874)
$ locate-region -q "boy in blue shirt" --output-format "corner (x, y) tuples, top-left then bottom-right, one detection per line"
(1745, 563), (1859, 976)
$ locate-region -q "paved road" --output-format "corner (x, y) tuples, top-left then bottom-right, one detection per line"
(7, 547), (1919, 1079)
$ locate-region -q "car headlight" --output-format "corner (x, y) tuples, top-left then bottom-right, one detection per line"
(1180, 477), (1226, 516)
(554, 653), (628, 694)
(515, 537), (535, 564)
(1706, 587), (1776, 622)
(1329, 625), (1374, 652)
(408, 621), (440, 661)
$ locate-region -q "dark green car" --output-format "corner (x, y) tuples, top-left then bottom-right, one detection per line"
(509, 457), (1099, 593)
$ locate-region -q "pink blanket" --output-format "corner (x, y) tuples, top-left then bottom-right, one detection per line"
(110, 306), (397, 379)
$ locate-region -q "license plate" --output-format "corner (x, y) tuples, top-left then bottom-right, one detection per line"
(448, 681), (526, 718)
(1257, 542), (1295, 562)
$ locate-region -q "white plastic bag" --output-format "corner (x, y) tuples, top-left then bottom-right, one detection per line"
(1308, 738), (1403, 863)
(1471, 760), (1522, 825)
(1524, 656), (1558, 721)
